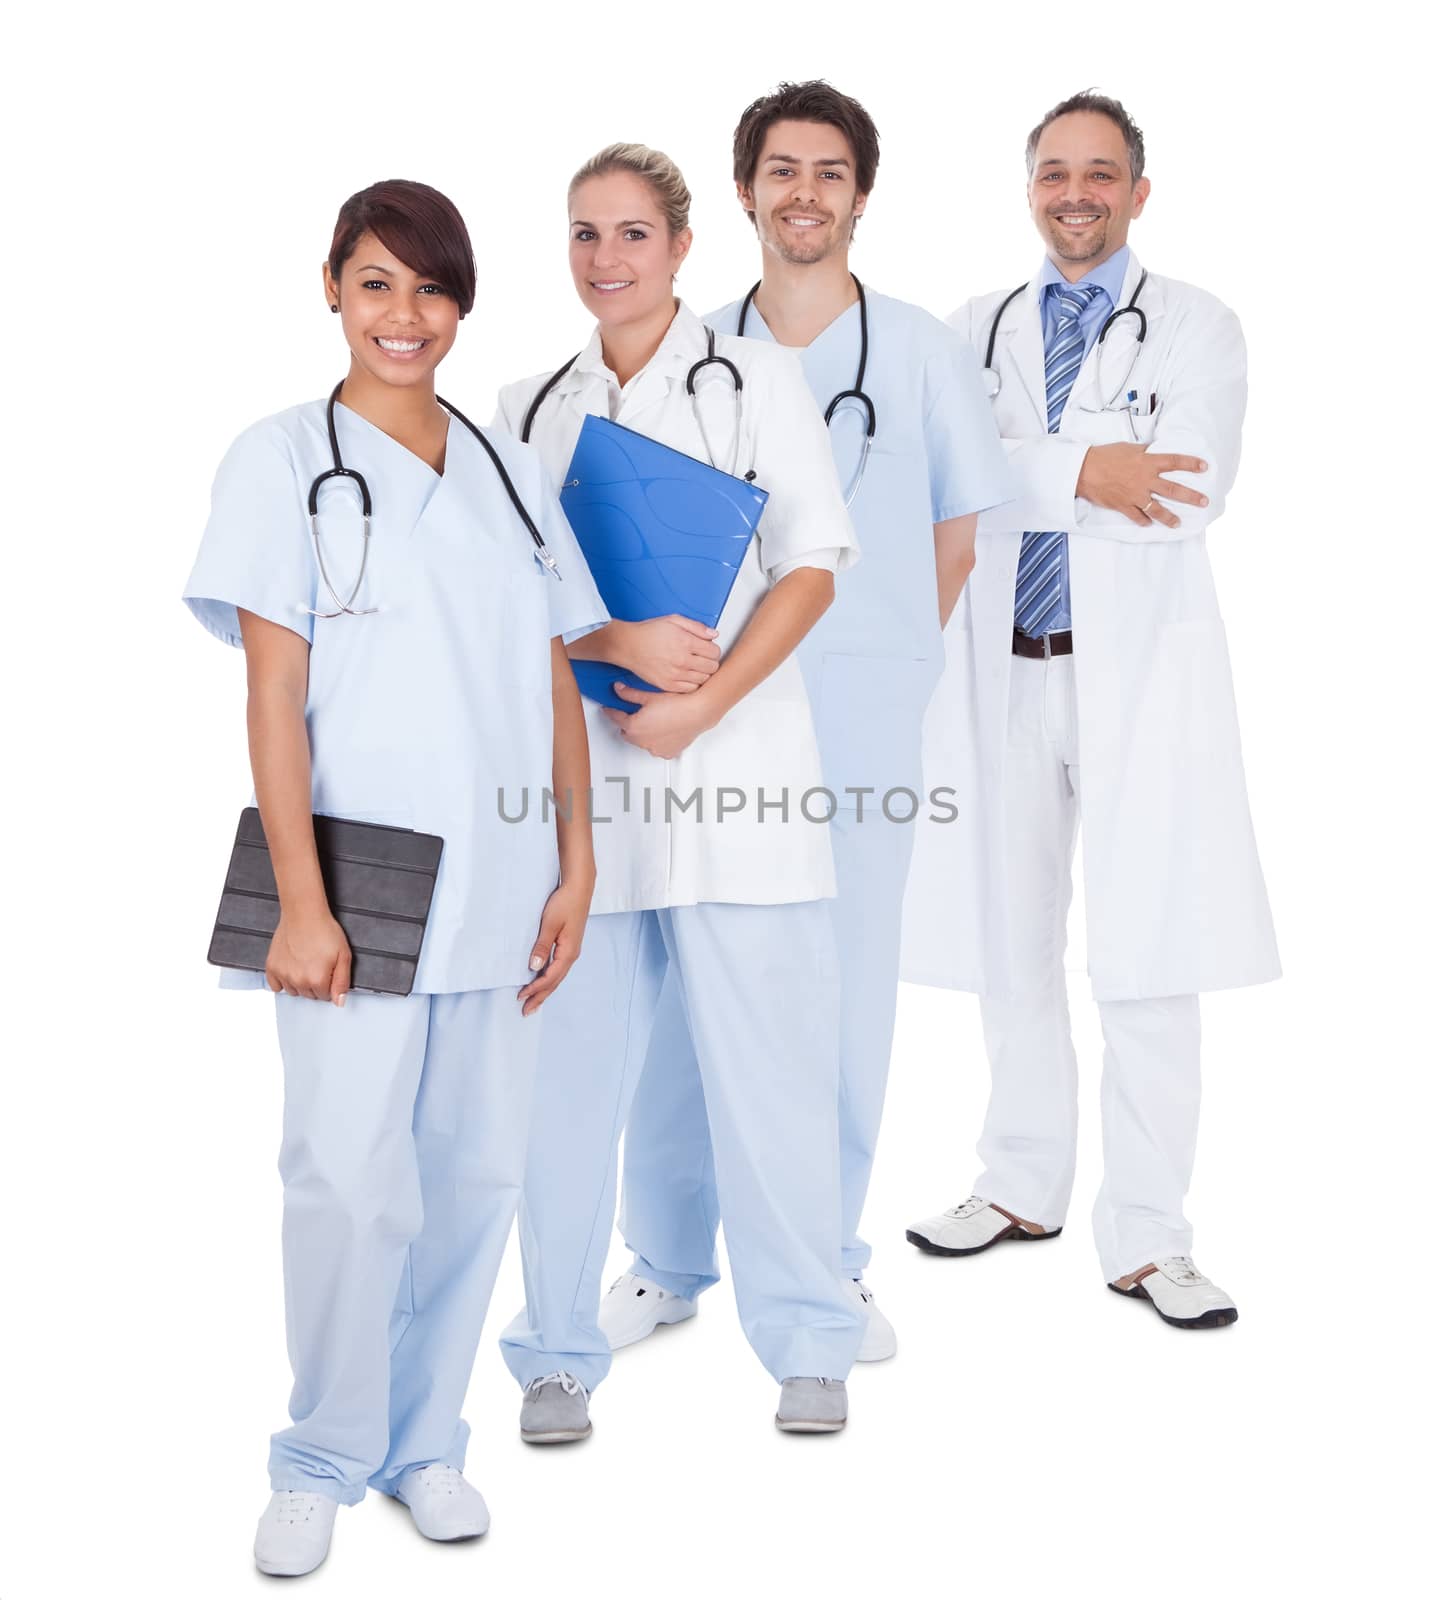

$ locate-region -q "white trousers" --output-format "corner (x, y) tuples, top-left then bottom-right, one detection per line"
(271, 988), (537, 1504)
(977, 655), (1202, 1282)
(620, 810), (917, 1289)
(499, 902), (864, 1390)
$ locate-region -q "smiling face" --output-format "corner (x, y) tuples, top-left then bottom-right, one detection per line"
(568, 170), (691, 332)
(1029, 111), (1149, 273)
(322, 231), (460, 389)
(739, 118), (867, 266)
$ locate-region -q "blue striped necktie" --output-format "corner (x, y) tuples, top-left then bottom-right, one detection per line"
(1014, 283), (1099, 637)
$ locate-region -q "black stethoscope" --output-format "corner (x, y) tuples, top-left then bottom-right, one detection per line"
(983, 268), (1150, 410)
(307, 381), (560, 618)
(522, 328), (752, 479)
(738, 273), (874, 506)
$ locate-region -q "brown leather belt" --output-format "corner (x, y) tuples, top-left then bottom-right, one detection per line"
(1012, 628), (1073, 660)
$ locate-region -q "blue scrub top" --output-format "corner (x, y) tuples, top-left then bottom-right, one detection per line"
(184, 399), (607, 993)
(706, 287), (1012, 801)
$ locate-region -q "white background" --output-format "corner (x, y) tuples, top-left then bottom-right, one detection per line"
(2, 3), (1439, 1596)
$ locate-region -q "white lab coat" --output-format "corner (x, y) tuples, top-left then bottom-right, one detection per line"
(495, 304), (859, 915)
(902, 252), (1280, 1001)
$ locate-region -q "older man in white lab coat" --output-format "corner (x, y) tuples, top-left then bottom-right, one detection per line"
(904, 90), (1279, 1328)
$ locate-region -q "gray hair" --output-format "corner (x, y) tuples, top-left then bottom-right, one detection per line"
(568, 143), (692, 235)
(1025, 90), (1145, 184)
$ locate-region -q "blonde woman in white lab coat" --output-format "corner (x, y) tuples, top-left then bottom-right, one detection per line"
(494, 144), (865, 1436)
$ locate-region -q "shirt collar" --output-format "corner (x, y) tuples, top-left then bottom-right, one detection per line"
(571, 300), (709, 388)
(1038, 245), (1130, 311)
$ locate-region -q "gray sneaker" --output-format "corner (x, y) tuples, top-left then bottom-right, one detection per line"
(520, 1371), (592, 1444)
(775, 1377), (848, 1434)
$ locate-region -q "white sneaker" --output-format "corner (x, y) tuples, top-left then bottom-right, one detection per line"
(598, 1271), (697, 1351)
(253, 1490), (338, 1577)
(847, 1278), (897, 1362)
(394, 1463), (490, 1540)
(905, 1195), (1060, 1256)
(1110, 1255), (1239, 1329)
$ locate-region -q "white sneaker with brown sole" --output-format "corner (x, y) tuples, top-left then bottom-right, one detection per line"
(905, 1195), (1060, 1256)
(1109, 1256), (1239, 1329)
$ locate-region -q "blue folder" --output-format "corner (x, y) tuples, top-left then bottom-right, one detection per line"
(559, 414), (769, 712)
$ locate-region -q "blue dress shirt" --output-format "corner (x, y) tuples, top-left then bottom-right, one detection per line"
(1034, 245), (1130, 632)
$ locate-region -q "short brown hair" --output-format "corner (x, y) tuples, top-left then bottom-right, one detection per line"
(328, 180), (477, 318)
(1025, 90), (1146, 185)
(732, 80), (880, 221)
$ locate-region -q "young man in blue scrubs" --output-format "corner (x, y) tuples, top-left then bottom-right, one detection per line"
(605, 81), (1013, 1360)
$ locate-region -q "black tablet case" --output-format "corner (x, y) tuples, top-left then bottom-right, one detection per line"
(208, 808), (444, 996)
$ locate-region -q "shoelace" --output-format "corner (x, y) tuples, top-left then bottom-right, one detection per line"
(526, 1370), (585, 1398)
(408, 1465), (462, 1497)
(273, 1492), (324, 1525)
(945, 1196), (990, 1219)
(1160, 1255), (1206, 1284)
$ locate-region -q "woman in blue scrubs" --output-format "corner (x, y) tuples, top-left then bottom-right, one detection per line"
(184, 180), (605, 1578)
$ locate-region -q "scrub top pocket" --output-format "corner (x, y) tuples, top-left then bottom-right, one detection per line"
(813, 652), (933, 812)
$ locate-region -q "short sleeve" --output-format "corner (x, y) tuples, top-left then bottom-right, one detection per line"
(524, 450), (609, 644)
(769, 548), (842, 582)
(749, 350), (861, 582)
(921, 333), (1015, 524)
(183, 423), (315, 647)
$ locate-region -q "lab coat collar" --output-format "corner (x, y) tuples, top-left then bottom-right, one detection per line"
(998, 264), (1050, 430)
(560, 300), (710, 400)
(1000, 248), (1143, 430)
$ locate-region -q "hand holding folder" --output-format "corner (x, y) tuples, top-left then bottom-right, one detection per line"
(607, 612), (725, 695)
(559, 415), (769, 712)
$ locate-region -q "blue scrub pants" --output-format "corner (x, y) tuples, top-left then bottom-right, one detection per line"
(270, 987), (537, 1505)
(499, 902), (864, 1392)
(620, 811), (917, 1290)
